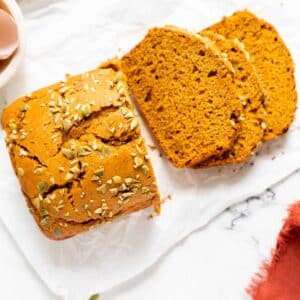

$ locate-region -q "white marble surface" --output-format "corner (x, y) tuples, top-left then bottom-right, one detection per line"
(1, 0), (300, 299)
(1, 168), (299, 299)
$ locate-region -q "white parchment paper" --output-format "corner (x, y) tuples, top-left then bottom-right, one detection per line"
(0, 0), (299, 299)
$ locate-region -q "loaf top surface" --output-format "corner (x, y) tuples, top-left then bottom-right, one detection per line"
(197, 31), (264, 166)
(208, 10), (297, 141)
(121, 26), (243, 168)
(1, 66), (160, 240)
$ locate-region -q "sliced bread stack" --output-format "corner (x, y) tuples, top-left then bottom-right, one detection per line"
(121, 10), (297, 168)
(121, 26), (243, 168)
(207, 10), (297, 141)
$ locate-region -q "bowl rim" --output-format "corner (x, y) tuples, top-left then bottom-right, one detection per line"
(0, 0), (25, 88)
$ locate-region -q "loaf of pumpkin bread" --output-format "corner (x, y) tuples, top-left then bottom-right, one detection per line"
(1, 65), (160, 240)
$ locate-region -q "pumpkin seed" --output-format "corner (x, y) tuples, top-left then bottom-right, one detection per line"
(81, 104), (91, 117)
(141, 165), (149, 174)
(112, 176), (122, 184)
(37, 181), (48, 193)
(62, 119), (73, 132)
(134, 157), (144, 168)
(94, 208), (103, 214)
(62, 148), (75, 160)
(19, 104), (29, 112)
(77, 146), (92, 156)
(97, 184), (107, 194)
(94, 168), (104, 177)
(40, 216), (50, 226)
(109, 188), (118, 196)
(17, 168), (24, 176)
(53, 227), (62, 238)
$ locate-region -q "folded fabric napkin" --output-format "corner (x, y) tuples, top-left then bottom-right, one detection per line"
(248, 202), (300, 300)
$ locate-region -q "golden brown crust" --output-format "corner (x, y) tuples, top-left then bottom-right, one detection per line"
(1, 66), (160, 240)
(121, 26), (243, 168)
(195, 31), (265, 167)
(207, 10), (297, 141)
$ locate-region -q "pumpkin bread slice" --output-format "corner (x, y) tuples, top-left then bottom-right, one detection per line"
(121, 26), (243, 168)
(207, 10), (297, 141)
(196, 31), (265, 167)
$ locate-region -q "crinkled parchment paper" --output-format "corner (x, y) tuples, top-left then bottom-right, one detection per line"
(0, 0), (299, 299)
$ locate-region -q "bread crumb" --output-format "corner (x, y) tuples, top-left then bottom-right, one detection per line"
(148, 144), (157, 151)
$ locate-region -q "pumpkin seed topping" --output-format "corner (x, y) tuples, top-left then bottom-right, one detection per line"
(91, 141), (99, 150)
(17, 168), (24, 176)
(65, 172), (73, 181)
(125, 178), (133, 185)
(62, 119), (73, 132)
(142, 187), (150, 194)
(70, 166), (80, 173)
(20, 104), (30, 112)
(81, 162), (89, 171)
(120, 107), (134, 118)
(261, 122), (268, 130)
(136, 145), (143, 154)
(134, 157), (144, 168)
(32, 197), (41, 209)
(112, 176), (122, 184)
(62, 148), (75, 160)
(61, 103), (68, 113)
(109, 188), (118, 196)
(37, 181), (48, 193)
(59, 86), (70, 93)
(58, 166), (65, 172)
(91, 175), (100, 182)
(70, 159), (79, 165)
(81, 104), (91, 117)
(41, 216), (50, 226)
(100, 146), (111, 156)
(97, 184), (107, 194)
(53, 227), (62, 238)
(19, 149), (28, 156)
(130, 119), (138, 130)
(122, 192), (134, 199)
(94, 208), (103, 214)
(119, 183), (127, 191)
(141, 165), (149, 174)
(109, 127), (116, 134)
(94, 168), (104, 177)
(77, 145), (92, 156)
(113, 72), (123, 83)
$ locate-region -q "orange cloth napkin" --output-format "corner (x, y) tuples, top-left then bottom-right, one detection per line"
(247, 202), (300, 300)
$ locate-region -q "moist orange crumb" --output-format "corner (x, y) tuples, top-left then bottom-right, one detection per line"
(207, 10), (297, 141)
(121, 26), (243, 168)
(196, 31), (265, 167)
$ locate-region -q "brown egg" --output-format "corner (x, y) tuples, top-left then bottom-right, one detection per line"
(0, 8), (19, 60)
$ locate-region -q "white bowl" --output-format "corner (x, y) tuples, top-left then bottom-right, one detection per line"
(0, 0), (25, 88)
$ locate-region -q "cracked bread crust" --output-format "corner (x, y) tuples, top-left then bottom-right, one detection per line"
(121, 26), (243, 168)
(1, 66), (160, 240)
(195, 31), (265, 167)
